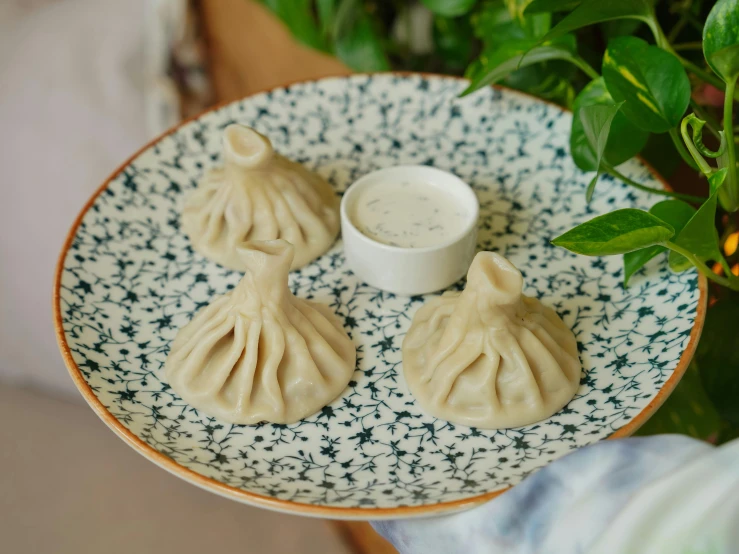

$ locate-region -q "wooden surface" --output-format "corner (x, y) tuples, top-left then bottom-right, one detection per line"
(199, 0), (350, 102)
(198, 2), (395, 553)
(332, 521), (397, 554)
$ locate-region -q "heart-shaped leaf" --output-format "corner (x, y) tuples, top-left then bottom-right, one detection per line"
(531, 0), (655, 46)
(571, 78), (649, 172)
(421, 0), (477, 17)
(703, 0), (739, 83)
(603, 37), (691, 133)
(462, 36), (578, 96)
(668, 185), (724, 271)
(623, 200), (696, 285)
(552, 209), (674, 256)
(579, 103), (622, 163)
(578, 102), (623, 201)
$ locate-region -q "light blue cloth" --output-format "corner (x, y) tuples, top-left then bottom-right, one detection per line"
(373, 436), (739, 554)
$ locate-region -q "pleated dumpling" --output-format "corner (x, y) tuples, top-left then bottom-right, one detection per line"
(183, 124), (340, 271)
(403, 252), (581, 429)
(165, 240), (356, 424)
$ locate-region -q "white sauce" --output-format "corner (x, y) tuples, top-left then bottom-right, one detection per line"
(350, 181), (469, 248)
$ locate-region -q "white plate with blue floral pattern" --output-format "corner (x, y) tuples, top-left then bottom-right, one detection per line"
(54, 74), (706, 520)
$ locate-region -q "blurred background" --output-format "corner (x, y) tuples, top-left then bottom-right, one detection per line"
(0, 1), (386, 552)
(2, 0), (735, 552)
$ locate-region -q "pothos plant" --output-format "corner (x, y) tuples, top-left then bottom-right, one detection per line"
(262, 0), (739, 442)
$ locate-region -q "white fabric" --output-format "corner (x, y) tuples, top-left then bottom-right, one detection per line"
(0, 0), (183, 397)
(373, 435), (739, 554)
(590, 437), (739, 553)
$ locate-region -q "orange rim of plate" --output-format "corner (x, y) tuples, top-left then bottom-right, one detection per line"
(53, 72), (707, 519)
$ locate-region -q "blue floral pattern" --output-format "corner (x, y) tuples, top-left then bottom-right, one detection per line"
(57, 75), (701, 512)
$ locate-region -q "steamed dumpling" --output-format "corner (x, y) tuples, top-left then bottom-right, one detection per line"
(183, 124), (339, 271)
(165, 240), (356, 424)
(402, 252), (581, 429)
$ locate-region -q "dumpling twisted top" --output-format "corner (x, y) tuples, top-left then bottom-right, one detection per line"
(183, 124), (339, 271)
(402, 252), (581, 429)
(165, 240), (356, 424)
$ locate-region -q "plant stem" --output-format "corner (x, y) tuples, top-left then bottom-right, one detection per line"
(652, 27), (739, 100)
(572, 55), (600, 80)
(719, 255), (734, 277)
(666, 242), (739, 290)
(606, 166), (706, 203)
(722, 77), (739, 212)
(673, 41), (704, 51)
(689, 100), (722, 138)
(666, 0), (693, 43)
(648, 17), (670, 50)
(678, 56), (730, 94)
(683, 11), (705, 34)
(681, 117), (713, 174)
(669, 127), (701, 170)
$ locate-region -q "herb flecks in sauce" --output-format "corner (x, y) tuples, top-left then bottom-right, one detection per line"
(351, 181), (468, 248)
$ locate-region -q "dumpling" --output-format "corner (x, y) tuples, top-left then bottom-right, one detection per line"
(182, 124), (340, 271)
(402, 252), (581, 429)
(165, 240), (356, 424)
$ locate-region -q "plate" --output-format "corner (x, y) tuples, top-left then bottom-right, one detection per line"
(54, 74), (705, 519)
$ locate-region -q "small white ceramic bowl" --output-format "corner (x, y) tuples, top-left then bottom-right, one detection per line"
(340, 165), (479, 296)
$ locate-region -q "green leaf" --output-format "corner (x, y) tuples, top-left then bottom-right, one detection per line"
(472, 1), (550, 46)
(264, 0), (327, 52)
(635, 360), (722, 440)
(552, 209), (674, 256)
(524, 0), (582, 14)
(709, 167), (729, 195)
(570, 78), (648, 172)
(462, 35), (578, 95)
(524, 70), (577, 107)
(623, 200), (696, 285)
(703, 0), (739, 83)
(531, 0), (655, 47)
(471, 1), (527, 42)
(577, 102), (623, 201)
(421, 0), (477, 17)
(584, 175), (599, 202)
(697, 295), (739, 426)
(467, 2), (578, 104)
(579, 103), (622, 163)
(333, 0), (390, 71)
(668, 186), (724, 271)
(602, 37), (691, 133)
(504, 0), (551, 37)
